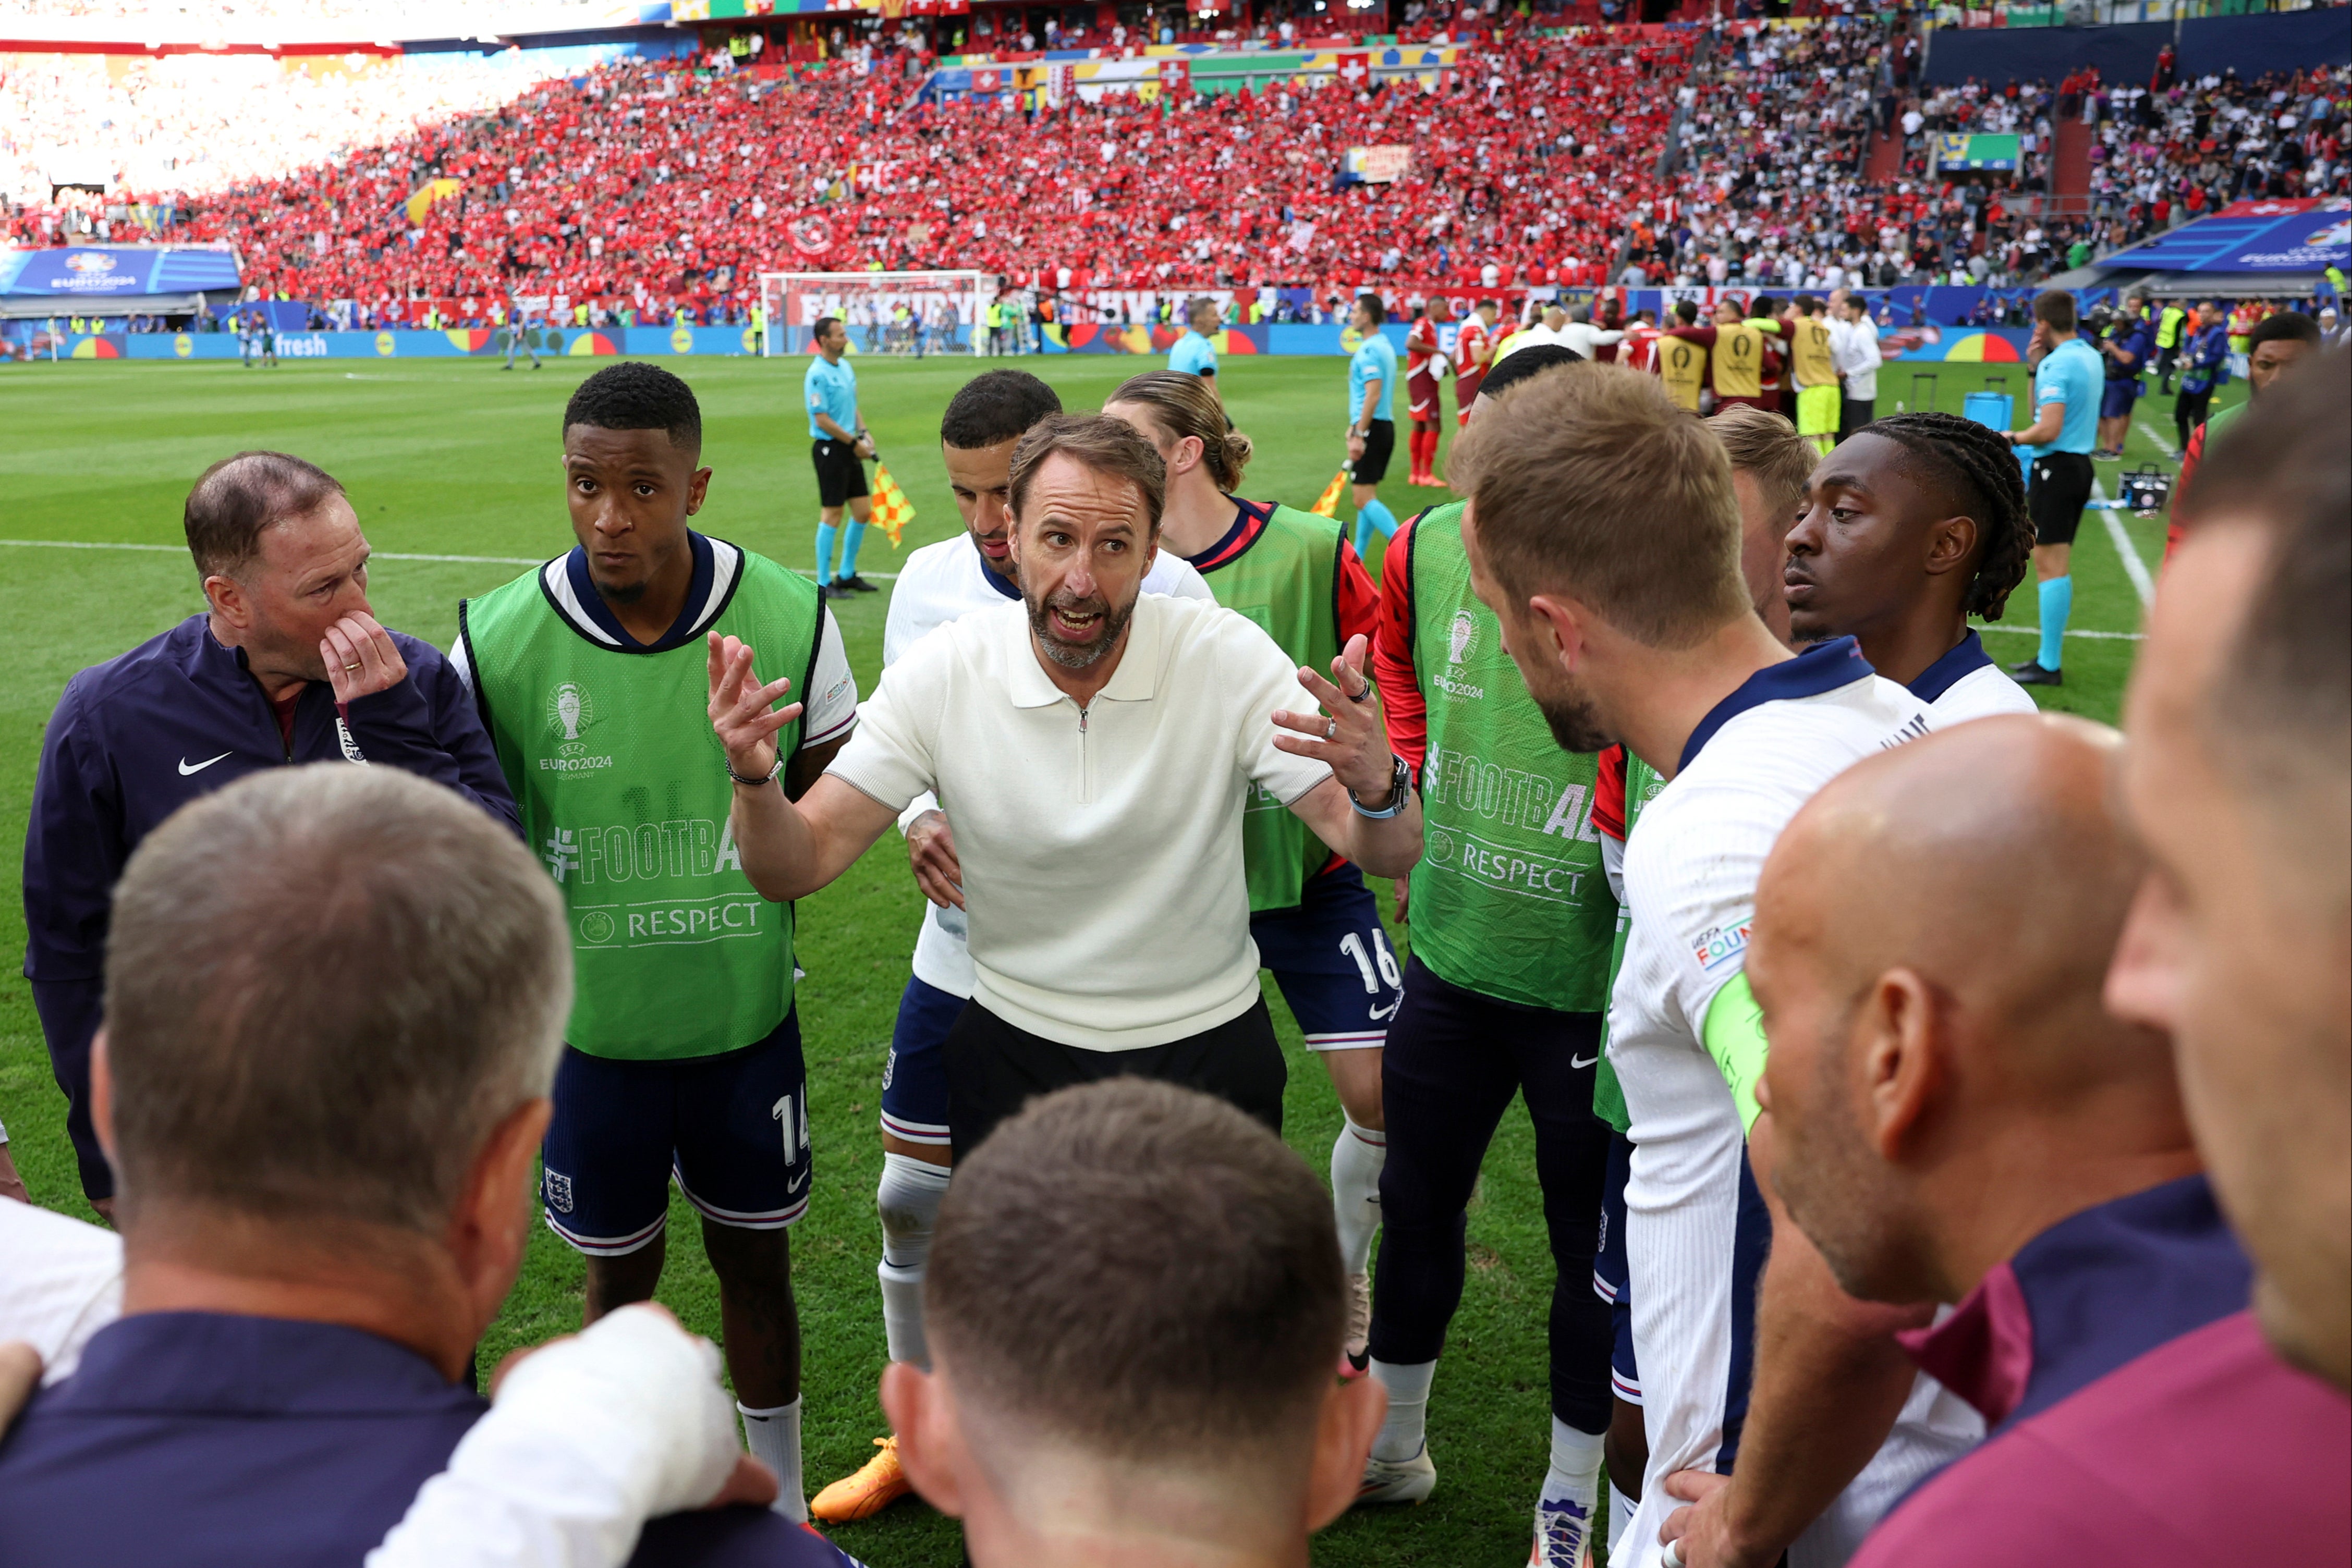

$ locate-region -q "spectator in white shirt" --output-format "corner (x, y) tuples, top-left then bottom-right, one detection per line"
(1831, 292), (1884, 436)
(707, 414), (1423, 1158)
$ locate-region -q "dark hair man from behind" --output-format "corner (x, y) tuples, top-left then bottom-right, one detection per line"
(2031, 288), (2077, 334)
(2109, 353), (2352, 1395)
(0, 766), (840, 1567)
(883, 1079), (1384, 1565)
(21, 451), (517, 1213)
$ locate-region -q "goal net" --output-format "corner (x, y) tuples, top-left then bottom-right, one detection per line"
(758, 270), (998, 358)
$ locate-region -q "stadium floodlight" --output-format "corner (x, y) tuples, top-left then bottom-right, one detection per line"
(759, 270), (999, 358)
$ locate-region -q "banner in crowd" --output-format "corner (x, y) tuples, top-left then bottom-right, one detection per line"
(0, 246), (240, 300)
(2103, 201), (2352, 276)
(1342, 145), (1413, 185)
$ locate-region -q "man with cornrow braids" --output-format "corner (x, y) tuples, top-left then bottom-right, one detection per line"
(1781, 412), (2040, 724)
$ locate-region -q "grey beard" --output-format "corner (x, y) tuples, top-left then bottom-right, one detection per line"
(1027, 592), (1134, 670)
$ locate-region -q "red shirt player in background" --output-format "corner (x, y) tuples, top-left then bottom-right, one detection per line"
(1616, 307), (1664, 372)
(1451, 299), (1498, 428)
(1404, 297), (1453, 486)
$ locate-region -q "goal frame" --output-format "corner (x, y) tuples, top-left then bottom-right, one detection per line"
(758, 270), (998, 358)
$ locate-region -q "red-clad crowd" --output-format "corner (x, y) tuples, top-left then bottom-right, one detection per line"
(2, 26), (1688, 325)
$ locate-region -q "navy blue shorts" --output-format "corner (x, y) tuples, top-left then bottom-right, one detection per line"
(1250, 863), (1403, 1049)
(1594, 1132), (1642, 1405)
(2099, 379), (2139, 420)
(541, 1010), (811, 1256)
(880, 974), (961, 1147)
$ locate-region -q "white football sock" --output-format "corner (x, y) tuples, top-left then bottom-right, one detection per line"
(1330, 1116), (1387, 1277)
(875, 1153), (952, 1370)
(1533, 1418), (1605, 1564)
(739, 1398), (805, 1521)
(1369, 1358), (1435, 1463)
(1607, 1479), (1640, 1561)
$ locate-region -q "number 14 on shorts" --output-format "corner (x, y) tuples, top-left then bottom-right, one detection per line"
(772, 1094), (810, 1163)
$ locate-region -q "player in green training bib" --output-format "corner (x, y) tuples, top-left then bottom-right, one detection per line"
(1104, 370), (1399, 1369)
(453, 364), (860, 1520)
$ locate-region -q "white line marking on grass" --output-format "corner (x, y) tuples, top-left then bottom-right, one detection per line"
(2091, 480), (2156, 608)
(1977, 623), (2146, 642)
(2133, 418), (2180, 460)
(0, 538), (902, 580)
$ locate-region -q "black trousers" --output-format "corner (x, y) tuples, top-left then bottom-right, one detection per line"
(944, 996), (1286, 1161)
(1367, 956), (1613, 1432)
(2174, 385), (2213, 455)
(1840, 396), (1876, 439)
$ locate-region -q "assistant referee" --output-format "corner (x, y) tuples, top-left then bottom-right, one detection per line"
(2003, 289), (2103, 689)
(806, 315), (877, 600)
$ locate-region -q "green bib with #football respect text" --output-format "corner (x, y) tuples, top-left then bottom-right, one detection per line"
(1201, 501), (1344, 913)
(460, 548), (822, 1061)
(1406, 502), (1617, 1012)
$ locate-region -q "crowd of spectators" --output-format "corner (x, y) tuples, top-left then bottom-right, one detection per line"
(2, 23), (1689, 327)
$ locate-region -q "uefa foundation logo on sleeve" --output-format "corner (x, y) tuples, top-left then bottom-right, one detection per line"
(542, 681), (613, 771)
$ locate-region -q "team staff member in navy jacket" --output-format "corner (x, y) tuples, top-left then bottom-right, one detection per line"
(22, 450), (516, 1211)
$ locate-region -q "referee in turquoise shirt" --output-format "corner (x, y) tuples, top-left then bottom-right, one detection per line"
(1345, 294), (1399, 559)
(806, 315), (875, 598)
(1169, 297), (1221, 398)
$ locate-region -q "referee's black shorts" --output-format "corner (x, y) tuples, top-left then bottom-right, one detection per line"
(1354, 419), (1397, 485)
(811, 438), (869, 509)
(2027, 451), (2095, 547)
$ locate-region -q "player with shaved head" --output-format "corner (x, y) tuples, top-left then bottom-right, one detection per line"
(1783, 412), (2038, 722)
(1748, 714), (2348, 1565)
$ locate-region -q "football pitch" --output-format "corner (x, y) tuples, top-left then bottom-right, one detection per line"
(0, 351), (2185, 1564)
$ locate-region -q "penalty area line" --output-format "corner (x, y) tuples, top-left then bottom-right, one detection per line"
(1977, 623), (2145, 642)
(2089, 478), (2157, 608)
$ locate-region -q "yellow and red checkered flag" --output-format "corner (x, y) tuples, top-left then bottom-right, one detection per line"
(869, 462), (916, 548)
(1309, 467), (1350, 519)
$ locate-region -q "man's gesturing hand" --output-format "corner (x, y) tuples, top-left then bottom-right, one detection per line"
(320, 612), (407, 704)
(706, 631), (803, 783)
(1270, 633), (1396, 801)
(906, 810), (964, 910)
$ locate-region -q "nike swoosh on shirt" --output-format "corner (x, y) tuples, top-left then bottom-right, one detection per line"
(1570, 1053), (1599, 1069)
(177, 752), (233, 776)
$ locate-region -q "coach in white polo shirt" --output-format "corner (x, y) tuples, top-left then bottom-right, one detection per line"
(708, 413), (1423, 1157)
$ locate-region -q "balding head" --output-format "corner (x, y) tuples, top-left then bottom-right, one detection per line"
(1753, 716), (2195, 1306)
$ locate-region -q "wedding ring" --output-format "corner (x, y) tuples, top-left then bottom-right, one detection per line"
(1324, 718), (1337, 740)
(343, 662), (362, 671)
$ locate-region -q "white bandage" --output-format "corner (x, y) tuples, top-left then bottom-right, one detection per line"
(365, 1304), (740, 1568)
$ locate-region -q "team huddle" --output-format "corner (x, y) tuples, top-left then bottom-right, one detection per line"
(4, 313), (2346, 1568)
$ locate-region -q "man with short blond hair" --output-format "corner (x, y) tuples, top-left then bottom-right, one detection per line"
(1455, 363), (1959, 1567)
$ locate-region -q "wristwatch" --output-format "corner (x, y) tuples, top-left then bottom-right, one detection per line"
(1349, 753), (1415, 819)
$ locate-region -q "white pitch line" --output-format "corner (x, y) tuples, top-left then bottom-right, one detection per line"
(2132, 418), (2180, 460)
(1976, 623), (2145, 642)
(2091, 479), (2157, 608)
(0, 538), (900, 579)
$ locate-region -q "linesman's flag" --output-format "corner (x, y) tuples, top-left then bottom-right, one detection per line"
(1309, 467), (1350, 519)
(870, 463), (916, 547)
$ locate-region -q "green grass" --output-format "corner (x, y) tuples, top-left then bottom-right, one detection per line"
(0, 351), (2185, 1564)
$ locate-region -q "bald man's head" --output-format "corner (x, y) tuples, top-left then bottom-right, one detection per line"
(1752, 715), (2191, 1306)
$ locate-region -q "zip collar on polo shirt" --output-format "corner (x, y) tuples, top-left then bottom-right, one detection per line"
(1678, 635), (1875, 774)
(1909, 629), (1994, 704)
(1183, 498), (1274, 573)
(1003, 592), (1167, 708)
(544, 531), (738, 654)
(1895, 1173), (2250, 1434)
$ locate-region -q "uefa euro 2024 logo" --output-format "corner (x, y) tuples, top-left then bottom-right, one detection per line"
(1448, 609), (1477, 665)
(548, 681), (593, 756)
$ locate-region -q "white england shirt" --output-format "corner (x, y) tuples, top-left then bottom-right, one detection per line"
(1610, 638), (1976, 1568)
(881, 532), (1214, 998)
(1908, 630), (2039, 726)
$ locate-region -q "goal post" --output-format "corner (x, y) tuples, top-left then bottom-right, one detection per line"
(758, 270), (998, 358)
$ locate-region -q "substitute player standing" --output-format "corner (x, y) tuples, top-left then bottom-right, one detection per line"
(1787, 297), (1841, 456)
(1452, 299), (1498, 426)
(2001, 290), (2102, 689)
(1458, 363), (1977, 1568)
(1346, 295), (1400, 559)
(1104, 369), (1398, 1368)
(806, 315), (879, 599)
(810, 370), (1215, 1524)
(1404, 297), (1452, 486)
(1358, 347), (1618, 1567)
(454, 363), (860, 1521)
